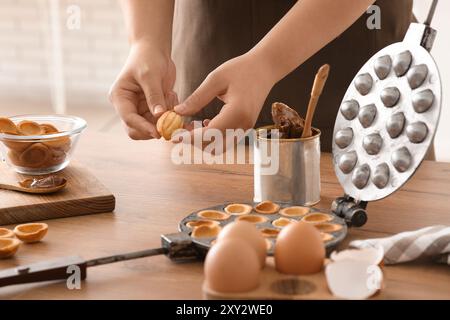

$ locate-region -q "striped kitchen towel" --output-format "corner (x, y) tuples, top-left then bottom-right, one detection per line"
(350, 225), (450, 265)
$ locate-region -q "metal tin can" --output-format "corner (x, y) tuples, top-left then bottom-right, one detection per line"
(254, 126), (321, 206)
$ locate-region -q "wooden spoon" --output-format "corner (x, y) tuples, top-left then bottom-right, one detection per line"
(0, 176), (67, 194)
(301, 64), (330, 138)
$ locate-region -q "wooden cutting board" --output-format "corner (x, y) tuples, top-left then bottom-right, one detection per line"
(0, 161), (115, 225)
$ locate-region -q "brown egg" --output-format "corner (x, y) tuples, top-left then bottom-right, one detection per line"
(204, 238), (260, 293)
(275, 221), (325, 275)
(216, 221), (267, 268)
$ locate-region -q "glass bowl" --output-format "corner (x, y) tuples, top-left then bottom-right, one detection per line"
(0, 115), (87, 175)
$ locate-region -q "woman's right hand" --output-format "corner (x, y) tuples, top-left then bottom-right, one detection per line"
(109, 41), (177, 140)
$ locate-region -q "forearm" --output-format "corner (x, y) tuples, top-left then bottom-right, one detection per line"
(251, 0), (375, 83)
(120, 0), (174, 54)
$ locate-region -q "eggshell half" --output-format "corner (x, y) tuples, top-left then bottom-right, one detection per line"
(325, 260), (383, 299)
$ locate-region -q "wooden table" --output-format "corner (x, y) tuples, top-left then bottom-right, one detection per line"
(0, 131), (449, 299)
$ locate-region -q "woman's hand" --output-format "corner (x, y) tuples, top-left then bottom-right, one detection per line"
(109, 41), (177, 140)
(174, 52), (276, 136)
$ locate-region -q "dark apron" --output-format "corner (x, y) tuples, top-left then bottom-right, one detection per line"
(172, 0), (413, 152)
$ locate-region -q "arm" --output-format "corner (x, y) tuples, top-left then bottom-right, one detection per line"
(175, 0), (375, 135)
(252, 0), (375, 83)
(110, 0), (176, 140)
(120, 0), (173, 54)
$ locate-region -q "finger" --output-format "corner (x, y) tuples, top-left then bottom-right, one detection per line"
(174, 73), (222, 116)
(172, 91), (179, 106)
(207, 103), (254, 131)
(138, 77), (167, 117)
(165, 91), (179, 109)
(126, 126), (157, 140)
(141, 110), (161, 139)
(111, 91), (158, 139)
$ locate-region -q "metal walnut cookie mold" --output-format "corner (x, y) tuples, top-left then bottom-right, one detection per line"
(332, 25), (442, 202)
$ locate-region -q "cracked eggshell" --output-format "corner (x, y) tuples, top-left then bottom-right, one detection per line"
(325, 260), (383, 300)
(204, 238), (261, 293)
(275, 222), (325, 275)
(216, 221), (267, 268)
(330, 246), (384, 265)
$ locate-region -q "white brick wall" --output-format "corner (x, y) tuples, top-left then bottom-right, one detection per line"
(0, 0), (128, 108)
